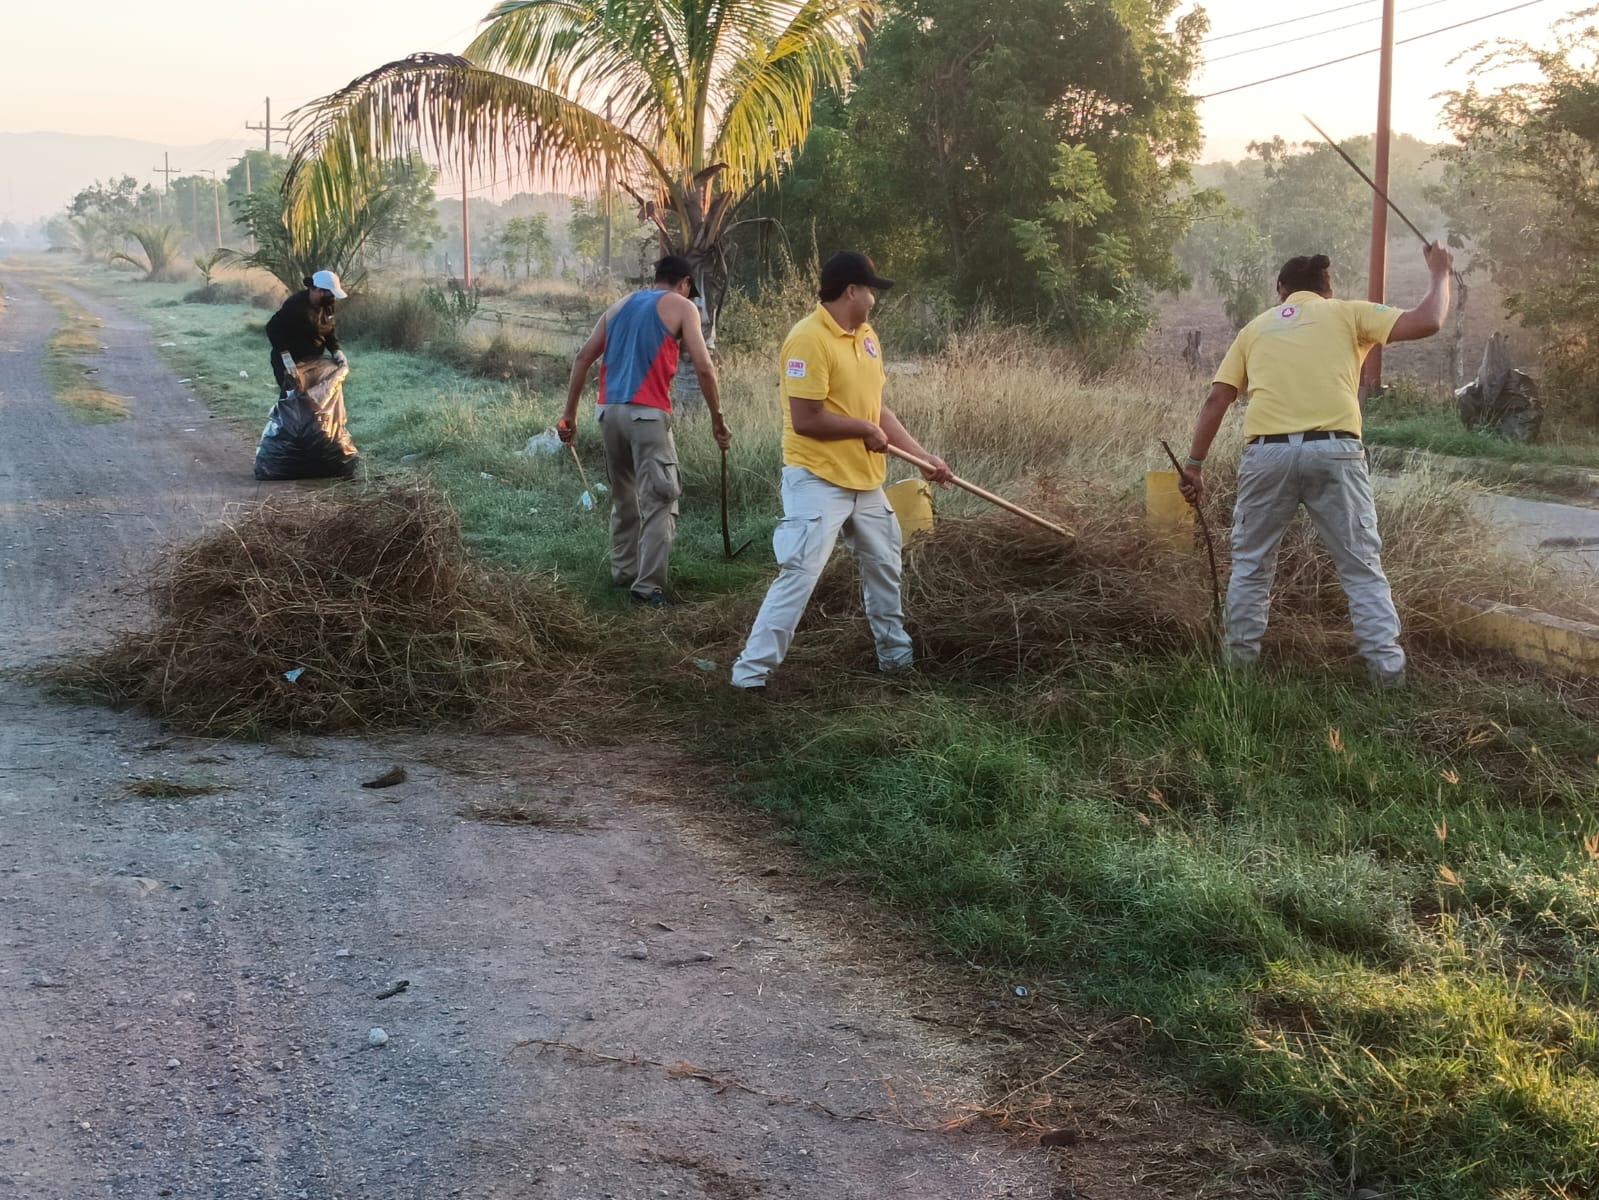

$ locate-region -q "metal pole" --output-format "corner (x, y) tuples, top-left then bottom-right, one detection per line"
(1360, 0), (1396, 399)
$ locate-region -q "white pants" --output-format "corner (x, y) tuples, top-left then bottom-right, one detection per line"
(1226, 435), (1405, 680)
(731, 467), (912, 687)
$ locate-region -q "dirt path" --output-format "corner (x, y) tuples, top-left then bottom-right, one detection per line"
(0, 267), (1081, 1200)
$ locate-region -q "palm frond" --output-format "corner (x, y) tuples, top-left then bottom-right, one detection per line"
(711, 0), (875, 188)
(284, 52), (656, 231)
(469, 0), (695, 169)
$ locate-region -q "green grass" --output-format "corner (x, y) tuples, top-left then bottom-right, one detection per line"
(709, 660), (1599, 1199)
(1366, 392), (1599, 473)
(36, 284), (127, 422)
(51, 256), (1599, 1199)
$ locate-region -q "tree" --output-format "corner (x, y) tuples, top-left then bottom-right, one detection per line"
(111, 225), (185, 280)
(283, 0), (876, 333)
(770, 0), (1206, 344)
(224, 175), (406, 292)
(1438, 18), (1599, 418)
(499, 213), (552, 278)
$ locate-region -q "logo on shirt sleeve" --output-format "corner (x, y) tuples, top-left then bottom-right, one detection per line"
(786, 358), (808, 378)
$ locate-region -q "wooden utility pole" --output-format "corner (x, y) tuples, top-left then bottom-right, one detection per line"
(245, 98), (289, 155)
(1360, 0), (1397, 399)
(152, 152), (182, 219)
(199, 169), (223, 247)
(461, 144), (473, 289)
(602, 99), (613, 275)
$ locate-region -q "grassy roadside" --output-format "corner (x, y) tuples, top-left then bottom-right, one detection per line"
(47, 255), (1599, 1200)
(36, 283), (128, 422)
(1365, 389), (1599, 475)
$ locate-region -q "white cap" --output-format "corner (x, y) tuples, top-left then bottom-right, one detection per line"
(311, 269), (348, 300)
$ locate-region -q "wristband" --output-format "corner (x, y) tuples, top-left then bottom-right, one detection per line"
(1184, 456), (1205, 471)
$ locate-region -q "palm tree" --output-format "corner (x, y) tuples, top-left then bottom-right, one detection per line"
(111, 225), (185, 280)
(284, 0), (876, 332)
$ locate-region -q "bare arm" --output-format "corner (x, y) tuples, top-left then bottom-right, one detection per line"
(789, 397), (884, 445)
(558, 308), (613, 440)
(673, 296), (730, 448)
(880, 406), (953, 484)
(1178, 382), (1240, 505)
(1388, 242), (1455, 344)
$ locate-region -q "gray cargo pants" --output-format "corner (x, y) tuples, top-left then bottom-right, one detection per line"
(599, 404), (680, 599)
(1226, 434), (1406, 682)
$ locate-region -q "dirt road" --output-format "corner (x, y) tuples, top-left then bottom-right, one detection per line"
(0, 269), (1108, 1199)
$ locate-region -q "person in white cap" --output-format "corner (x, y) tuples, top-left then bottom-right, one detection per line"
(266, 269), (349, 396)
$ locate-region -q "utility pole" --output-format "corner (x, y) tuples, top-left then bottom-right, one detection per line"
(198, 169), (223, 247)
(1360, 0), (1396, 400)
(461, 144), (473, 289)
(153, 152), (182, 220)
(602, 98), (613, 276)
(245, 97), (290, 156)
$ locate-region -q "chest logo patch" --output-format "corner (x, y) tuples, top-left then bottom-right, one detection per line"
(786, 359), (807, 378)
(863, 337), (879, 359)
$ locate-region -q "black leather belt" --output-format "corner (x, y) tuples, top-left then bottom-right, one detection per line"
(1249, 430), (1360, 444)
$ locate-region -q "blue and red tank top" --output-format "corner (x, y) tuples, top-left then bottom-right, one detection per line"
(598, 289), (680, 412)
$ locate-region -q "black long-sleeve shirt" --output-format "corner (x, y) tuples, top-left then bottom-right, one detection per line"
(266, 290), (340, 363)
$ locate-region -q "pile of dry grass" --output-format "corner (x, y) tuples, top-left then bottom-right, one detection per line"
(763, 464), (1599, 681)
(59, 485), (607, 735)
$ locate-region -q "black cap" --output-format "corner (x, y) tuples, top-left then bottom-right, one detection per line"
(653, 254), (699, 299)
(818, 251), (894, 300)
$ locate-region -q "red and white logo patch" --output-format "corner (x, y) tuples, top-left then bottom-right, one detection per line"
(1279, 305), (1299, 320)
(786, 359), (808, 378)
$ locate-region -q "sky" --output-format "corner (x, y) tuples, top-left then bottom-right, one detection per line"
(0, 0), (1577, 219)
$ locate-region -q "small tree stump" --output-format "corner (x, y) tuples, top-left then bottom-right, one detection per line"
(1455, 333), (1543, 443)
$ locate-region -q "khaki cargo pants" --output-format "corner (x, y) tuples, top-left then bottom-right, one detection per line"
(599, 404), (680, 599)
(1226, 434), (1405, 682)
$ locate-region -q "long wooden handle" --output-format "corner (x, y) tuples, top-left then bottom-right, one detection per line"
(884, 446), (1074, 541)
(567, 442), (593, 495)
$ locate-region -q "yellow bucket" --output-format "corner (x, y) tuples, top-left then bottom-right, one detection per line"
(1145, 469), (1194, 550)
(885, 478), (935, 542)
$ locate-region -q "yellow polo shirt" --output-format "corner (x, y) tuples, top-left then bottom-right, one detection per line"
(1214, 291), (1403, 438)
(780, 305), (887, 491)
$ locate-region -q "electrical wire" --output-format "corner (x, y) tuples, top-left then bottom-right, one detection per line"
(1204, 0), (1377, 45)
(1199, 0), (1555, 99)
(1206, 0), (1453, 64)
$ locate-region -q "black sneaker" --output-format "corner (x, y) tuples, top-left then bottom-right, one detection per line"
(631, 589), (677, 609)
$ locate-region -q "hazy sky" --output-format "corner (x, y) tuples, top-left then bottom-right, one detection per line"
(0, 0), (1575, 172)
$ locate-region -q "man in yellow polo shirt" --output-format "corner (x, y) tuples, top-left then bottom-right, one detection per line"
(731, 251), (952, 691)
(1178, 243), (1454, 686)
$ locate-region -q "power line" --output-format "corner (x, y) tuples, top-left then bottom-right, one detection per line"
(1199, 0), (1555, 99)
(1206, 0), (1453, 64)
(1204, 0), (1376, 45)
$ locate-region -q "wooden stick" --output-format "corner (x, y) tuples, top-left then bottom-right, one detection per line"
(567, 442), (594, 497)
(884, 446), (1074, 542)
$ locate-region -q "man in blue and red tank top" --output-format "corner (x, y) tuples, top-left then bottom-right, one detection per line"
(559, 255), (731, 606)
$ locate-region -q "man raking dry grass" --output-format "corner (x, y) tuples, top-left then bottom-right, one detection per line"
(1178, 242), (1455, 687)
(731, 252), (953, 691)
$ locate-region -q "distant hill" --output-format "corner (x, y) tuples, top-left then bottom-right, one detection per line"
(0, 131), (258, 223)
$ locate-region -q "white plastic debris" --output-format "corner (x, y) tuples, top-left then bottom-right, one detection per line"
(165, 1058), (180, 1070)
(334, 948), (350, 959)
(283, 667), (305, 683)
(238, 370), (249, 379)
(518, 429), (564, 457)
(367, 1027), (389, 1047)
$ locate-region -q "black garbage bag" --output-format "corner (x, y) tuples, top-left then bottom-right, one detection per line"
(253, 359), (360, 480)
